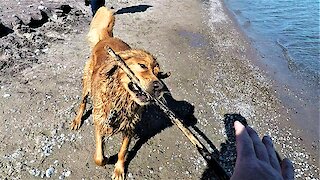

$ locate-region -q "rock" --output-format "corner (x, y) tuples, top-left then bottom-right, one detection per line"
(29, 169), (36, 176)
(30, 11), (43, 23)
(19, 15), (32, 26)
(35, 169), (41, 176)
(128, 173), (133, 178)
(51, 129), (57, 136)
(38, 5), (46, 11)
(53, 9), (64, 17)
(12, 15), (24, 27)
(74, 10), (84, 16)
(64, 170), (71, 177)
(45, 167), (55, 178)
(3, 93), (10, 98)
(52, 14), (58, 21)
(23, 33), (32, 39)
(40, 171), (45, 178)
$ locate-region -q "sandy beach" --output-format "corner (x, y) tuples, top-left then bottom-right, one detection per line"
(0, 0), (318, 179)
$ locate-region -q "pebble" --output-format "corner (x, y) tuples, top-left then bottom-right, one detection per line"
(29, 169), (37, 176)
(38, 5), (46, 10)
(35, 169), (41, 176)
(63, 170), (71, 177)
(127, 173), (133, 178)
(51, 129), (57, 136)
(52, 14), (58, 20)
(45, 167), (55, 178)
(3, 94), (10, 98)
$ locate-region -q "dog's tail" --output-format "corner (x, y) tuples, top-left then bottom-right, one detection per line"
(87, 7), (115, 49)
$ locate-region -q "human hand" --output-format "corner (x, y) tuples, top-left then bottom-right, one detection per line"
(231, 121), (294, 180)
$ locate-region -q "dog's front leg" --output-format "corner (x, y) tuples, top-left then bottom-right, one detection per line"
(94, 125), (106, 166)
(71, 59), (92, 130)
(71, 93), (88, 130)
(112, 134), (131, 180)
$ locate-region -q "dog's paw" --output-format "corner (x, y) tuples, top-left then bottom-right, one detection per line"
(70, 118), (81, 130)
(94, 155), (107, 166)
(112, 163), (125, 180)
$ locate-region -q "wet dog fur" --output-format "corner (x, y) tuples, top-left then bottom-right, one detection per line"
(71, 7), (168, 180)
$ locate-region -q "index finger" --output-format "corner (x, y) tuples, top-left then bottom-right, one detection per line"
(234, 121), (255, 160)
(281, 158), (294, 180)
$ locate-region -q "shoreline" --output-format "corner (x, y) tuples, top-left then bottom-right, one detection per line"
(0, 0), (319, 179)
(201, 0), (319, 178)
(222, 0), (319, 145)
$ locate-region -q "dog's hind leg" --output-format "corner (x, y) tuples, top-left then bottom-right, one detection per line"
(112, 134), (131, 180)
(71, 59), (92, 130)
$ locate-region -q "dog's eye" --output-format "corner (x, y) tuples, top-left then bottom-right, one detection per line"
(138, 63), (147, 69)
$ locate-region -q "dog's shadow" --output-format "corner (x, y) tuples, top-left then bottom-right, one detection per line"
(106, 87), (198, 167)
(105, 91), (249, 179)
(127, 92), (197, 165)
(80, 90), (249, 178)
(101, 80), (249, 178)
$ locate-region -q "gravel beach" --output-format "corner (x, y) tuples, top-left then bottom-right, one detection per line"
(0, 0), (318, 179)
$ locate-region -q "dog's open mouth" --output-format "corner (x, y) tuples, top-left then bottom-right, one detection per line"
(128, 82), (150, 103)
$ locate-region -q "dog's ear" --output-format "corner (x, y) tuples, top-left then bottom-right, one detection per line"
(157, 72), (171, 79)
(153, 64), (170, 79)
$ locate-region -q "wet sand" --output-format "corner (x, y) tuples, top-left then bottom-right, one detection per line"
(0, 0), (318, 179)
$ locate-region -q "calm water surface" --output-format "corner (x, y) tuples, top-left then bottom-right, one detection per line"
(224, 0), (319, 81)
(222, 0), (319, 140)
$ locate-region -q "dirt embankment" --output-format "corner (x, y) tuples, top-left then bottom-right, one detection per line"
(0, 0), (318, 179)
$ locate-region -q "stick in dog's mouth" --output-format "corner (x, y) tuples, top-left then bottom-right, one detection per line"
(128, 82), (150, 102)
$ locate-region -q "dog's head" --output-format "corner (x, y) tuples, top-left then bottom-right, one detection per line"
(116, 50), (168, 105)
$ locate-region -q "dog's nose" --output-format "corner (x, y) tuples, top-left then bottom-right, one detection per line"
(153, 80), (163, 91)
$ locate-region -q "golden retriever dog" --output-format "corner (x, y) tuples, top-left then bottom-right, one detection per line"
(70, 7), (168, 180)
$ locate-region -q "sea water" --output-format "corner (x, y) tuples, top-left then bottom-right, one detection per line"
(224, 0), (319, 82)
(221, 0), (319, 140)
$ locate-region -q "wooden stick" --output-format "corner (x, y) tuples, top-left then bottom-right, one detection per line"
(106, 47), (230, 180)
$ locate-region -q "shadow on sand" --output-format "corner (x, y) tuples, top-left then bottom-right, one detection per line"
(115, 5), (153, 15)
(80, 86), (248, 179)
(201, 114), (247, 179)
(105, 87), (197, 164)
(0, 23), (13, 38)
(104, 85), (248, 179)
